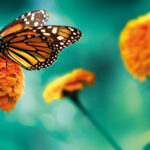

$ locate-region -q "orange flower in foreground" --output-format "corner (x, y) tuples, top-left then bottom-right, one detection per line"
(0, 55), (24, 112)
(120, 13), (150, 81)
(43, 69), (95, 102)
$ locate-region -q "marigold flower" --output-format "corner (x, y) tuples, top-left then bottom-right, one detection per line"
(120, 13), (150, 81)
(43, 69), (122, 150)
(0, 55), (24, 113)
(43, 69), (95, 102)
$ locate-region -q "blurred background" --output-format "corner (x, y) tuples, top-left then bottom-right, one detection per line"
(0, 0), (150, 149)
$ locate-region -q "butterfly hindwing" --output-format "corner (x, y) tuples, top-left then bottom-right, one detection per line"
(0, 10), (49, 37)
(2, 25), (82, 70)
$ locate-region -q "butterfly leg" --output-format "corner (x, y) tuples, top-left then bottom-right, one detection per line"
(0, 55), (7, 70)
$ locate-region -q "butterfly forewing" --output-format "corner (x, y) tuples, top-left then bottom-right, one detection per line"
(0, 10), (49, 37)
(3, 25), (82, 70)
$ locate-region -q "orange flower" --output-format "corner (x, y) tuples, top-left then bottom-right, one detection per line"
(120, 13), (150, 81)
(43, 69), (95, 102)
(0, 55), (24, 113)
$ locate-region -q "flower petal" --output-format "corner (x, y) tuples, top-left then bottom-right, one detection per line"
(120, 13), (150, 81)
(43, 69), (95, 102)
(0, 55), (24, 112)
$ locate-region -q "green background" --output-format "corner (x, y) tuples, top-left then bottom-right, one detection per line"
(0, 0), (150, 149)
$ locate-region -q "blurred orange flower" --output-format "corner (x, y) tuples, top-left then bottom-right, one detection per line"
(0, 55), (24, 113)
(43, 69), (95, 102)
(120, 13), (150, 81)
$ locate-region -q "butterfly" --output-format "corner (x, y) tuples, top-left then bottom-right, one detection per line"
(0, 10), (82, 70)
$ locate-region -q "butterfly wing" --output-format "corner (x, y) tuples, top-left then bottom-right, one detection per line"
(2, 25), (82, 70)
(0, 10), (49, 37)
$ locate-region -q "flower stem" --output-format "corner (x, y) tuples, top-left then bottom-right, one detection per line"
(63, 91), (122, 150)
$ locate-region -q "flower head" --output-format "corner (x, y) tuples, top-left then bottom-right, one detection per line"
(120, 13), (150, 81)
(43, 69), (95, 102)
(0, 55), (24, 113)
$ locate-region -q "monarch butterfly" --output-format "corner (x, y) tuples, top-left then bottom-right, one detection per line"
(0, 10), (82, 70)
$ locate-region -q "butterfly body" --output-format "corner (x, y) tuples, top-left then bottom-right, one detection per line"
(0, 10), (82, 70)
(0, 37), (6, 53)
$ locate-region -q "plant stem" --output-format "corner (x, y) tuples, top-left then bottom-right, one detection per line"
(63, 91), (122, 150)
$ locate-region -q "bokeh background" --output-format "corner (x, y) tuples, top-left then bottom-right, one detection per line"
(1, 0), (150, 149)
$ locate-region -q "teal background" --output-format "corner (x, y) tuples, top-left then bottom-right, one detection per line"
(0, 0), (150, 150)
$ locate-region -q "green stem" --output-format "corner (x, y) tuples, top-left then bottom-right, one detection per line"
(63, 91), (122, 150)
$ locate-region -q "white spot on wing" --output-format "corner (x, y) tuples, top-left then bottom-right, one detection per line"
(31, 14), (35, 21)
(26, 21), (29, 24)
(42, 20), (45, 23)
(57, 36), (64, 40)
(69, 27), (74, 31)
(34, 22), (39, 27)
(43, 33), (50, 36)
(40, 10), (45, 15)
(21, 15), (25, 19)
(41, 29), (46, 32)
(24, 18), (27, 21)
(38, 27), (42, 29)
(52, 28), (57, 34)
(27, 12), (31, 16)
(73, 32), (76, 35)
